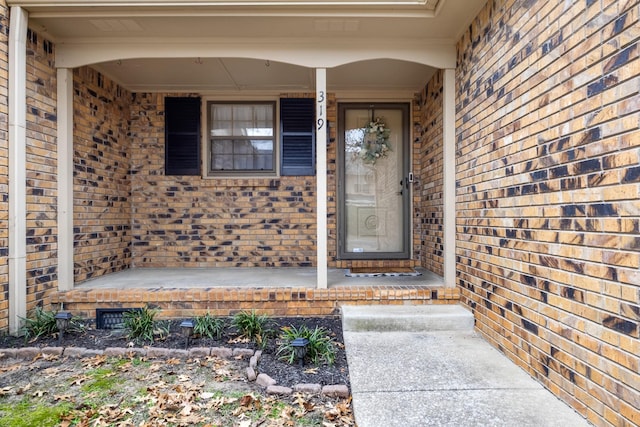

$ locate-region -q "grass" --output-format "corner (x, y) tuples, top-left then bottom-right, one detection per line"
(81, 367), (122, 393)
(0, 399), (73, 427)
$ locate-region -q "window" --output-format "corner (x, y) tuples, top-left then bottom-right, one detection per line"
(166, 97), (315, 177)
(207, 102), (276, 174)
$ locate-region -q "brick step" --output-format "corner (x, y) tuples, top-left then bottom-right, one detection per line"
(53, 286), (460, 319)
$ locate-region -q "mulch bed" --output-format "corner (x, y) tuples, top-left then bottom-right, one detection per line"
(0, 316), (350, 389)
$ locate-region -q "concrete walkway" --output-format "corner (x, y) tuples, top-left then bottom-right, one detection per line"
(342, 305), (592, 427)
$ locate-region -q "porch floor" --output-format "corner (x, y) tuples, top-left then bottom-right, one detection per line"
(55, 267), (456, 319)
(75, 267), (444, 289)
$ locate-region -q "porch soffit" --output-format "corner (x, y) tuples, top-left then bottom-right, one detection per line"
(9, 0), (487, 93)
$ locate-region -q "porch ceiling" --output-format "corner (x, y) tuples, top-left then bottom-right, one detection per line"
(10, 0), (487, 93)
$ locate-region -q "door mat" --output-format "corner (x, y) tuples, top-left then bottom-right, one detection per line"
(345, 267), (422, 277)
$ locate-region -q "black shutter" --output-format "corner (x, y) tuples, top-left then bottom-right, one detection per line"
(165, 97), (201, 175)
(280, 98), (315, 176)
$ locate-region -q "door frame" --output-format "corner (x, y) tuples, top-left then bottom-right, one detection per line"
(336, 102), (411, 260)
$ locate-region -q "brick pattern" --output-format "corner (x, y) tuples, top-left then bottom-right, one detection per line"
(455, 1), (640, 425)
(414, 71), (445, 275)
(24, 29), (58, 313)
(52, 285), (459, 319)
(128, 93), (317, 268)
(127, 92), (418, 269)
(0, 0), (8, 330)
(73, 66), (132, 282)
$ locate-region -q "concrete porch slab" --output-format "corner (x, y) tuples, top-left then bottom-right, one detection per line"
(75, 267), (445, 289)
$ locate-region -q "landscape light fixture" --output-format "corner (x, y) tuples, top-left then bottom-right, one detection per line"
(55, 311), (73, 344)
(291, 337), (309, 366)
(180, 319), (195, 349)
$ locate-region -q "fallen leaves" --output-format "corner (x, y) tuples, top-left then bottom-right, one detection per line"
(0, 354), (355, 426)
(0, 363), (21, 374)
(70, 374), (91, 386)
(294, 392), (316, 412)
(323, 397), (355, 426)
(82, 354), (107, 368)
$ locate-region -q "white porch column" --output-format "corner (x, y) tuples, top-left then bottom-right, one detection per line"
(57, 68), (74, 291)
(443, 68), (456, 288)
(315, 68), (328, 289)
(8, 6), (28, 335)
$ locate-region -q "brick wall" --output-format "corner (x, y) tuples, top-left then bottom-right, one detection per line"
(73, 66), (132, 282)
(128, 92), (425, 270)
(75, 85), (423, 273)
(0, 1), (8, 330)
(414, 71), (444, 275)
(54, 285), (460, 320)
(456, 1), (639, 425)
(24, 28), (58, 312)
(128, 93), (318, 268)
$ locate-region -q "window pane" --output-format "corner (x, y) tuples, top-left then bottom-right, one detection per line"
(255, 105), (272, 121)
(235, 120), (254, 136)
(235, 140), (254, 154)
(251, 140), (272, 153)
(211, 105), (232, 136)
(255, 153), (273, 170)
(212, 153), (233, 170)
(233, 105), (252, 121)
(212, 140), (233, 154)
(254, 105), (273, 136)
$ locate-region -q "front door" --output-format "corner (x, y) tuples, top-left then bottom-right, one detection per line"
(337, 103), (410, 259)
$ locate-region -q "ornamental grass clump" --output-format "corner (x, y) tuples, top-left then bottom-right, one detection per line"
(232, 310), (273, 348)
(123, 306), (168, 344)
(193, 312), (225, 340)
(277, 324), (336, 366)
(20, 306), (84, 342)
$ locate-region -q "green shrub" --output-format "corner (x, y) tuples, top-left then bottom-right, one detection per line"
(232, 310), (272, 348)
(20, 307), (84, 341)
(194, 313), (225, 340)
(277, 324), (336, 366)
(123, 306), (168, 344)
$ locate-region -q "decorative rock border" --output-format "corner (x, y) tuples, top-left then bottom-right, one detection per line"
(0, 346), (350, 398)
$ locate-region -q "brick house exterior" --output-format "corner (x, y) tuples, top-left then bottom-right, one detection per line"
(456, 2), (639, 425)
(0, 0), (638, 425)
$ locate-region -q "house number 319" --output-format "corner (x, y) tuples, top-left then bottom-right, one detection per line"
(317, 90), (325, 130)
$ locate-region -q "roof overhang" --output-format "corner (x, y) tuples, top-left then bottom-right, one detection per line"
(7, 0), (486, 93)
